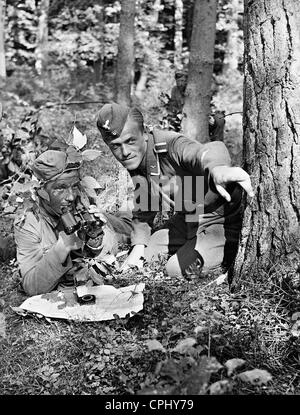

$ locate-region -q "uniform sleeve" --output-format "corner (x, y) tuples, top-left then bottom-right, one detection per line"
(14, 213), (72, 296)
(168, 136), (231, 175)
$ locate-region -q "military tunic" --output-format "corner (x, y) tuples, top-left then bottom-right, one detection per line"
(14, 207), (132, 296)
(129, 128), (243, 275)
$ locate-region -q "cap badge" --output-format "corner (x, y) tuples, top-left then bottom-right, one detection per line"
(103, 119), (110, 130)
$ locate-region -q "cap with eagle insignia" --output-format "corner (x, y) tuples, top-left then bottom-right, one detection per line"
(97, 102), (145, 141)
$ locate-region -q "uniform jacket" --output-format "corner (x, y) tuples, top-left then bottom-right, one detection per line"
(129, 128), (241, 246)
(14, 206), (132, 296)
(14, 207), (73, 296)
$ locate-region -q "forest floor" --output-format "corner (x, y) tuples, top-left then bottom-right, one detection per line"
(0, 71), (299, 395)
(0, 242), (299, 395)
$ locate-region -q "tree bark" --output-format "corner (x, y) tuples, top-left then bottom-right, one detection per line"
(35, 0), (49, 76)
(0, 0), (6, 79)
(115, 0), (136, 106)
(182, 0), (217, 142)
(174, 0), (183, 69)
(231, 0), (300, 288)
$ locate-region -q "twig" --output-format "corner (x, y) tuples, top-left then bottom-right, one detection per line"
(224, 111), (243, 117)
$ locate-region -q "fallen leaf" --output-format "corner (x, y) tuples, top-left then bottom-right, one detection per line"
(209, 380), (232, 395)
(172, 337), (197, 354)
(145, 339), (166, 353)
(3, 205), (16, 214)
(224, 358), (246, 376)
(291, 321), (300, 338)
(0, 312), (6, 339)
(291, 312), (300, 321)
(237, 369), (272, 385)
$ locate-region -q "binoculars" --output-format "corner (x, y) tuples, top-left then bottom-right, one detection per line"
(60, 202), (105, 241)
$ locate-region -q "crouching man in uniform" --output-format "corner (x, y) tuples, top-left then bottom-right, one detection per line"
(14, 148), (132, 296)
(96, 103), (254, 278)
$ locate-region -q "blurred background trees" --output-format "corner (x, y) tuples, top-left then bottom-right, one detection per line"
(182, 0), (217, 142)
(0, 0), (5, 79)
(0, 0), (244, 162)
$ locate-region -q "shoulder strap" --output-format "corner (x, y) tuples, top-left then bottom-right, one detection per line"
(152, 127), (182, 155)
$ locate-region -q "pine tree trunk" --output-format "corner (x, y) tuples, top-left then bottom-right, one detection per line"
(115, 0), (136, 106)
(0, 0), (6, 79)
(174, 0), (183, 69)
(231, 0), (300, 288)
(35, 0), (49, 76)
(182, 0), (217, 142)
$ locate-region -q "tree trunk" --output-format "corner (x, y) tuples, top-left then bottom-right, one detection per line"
(0, 0), (6, 79)
(231, 0), (300, 289)
(182, 0), (217, 142)
(115, 0), (136, 106)
(35, 0), (49, 76)
(133, 0), (161, 101)
(174, 0), (183, 69)
(185, 0), (194, 50)
(222, 0), (241, 74)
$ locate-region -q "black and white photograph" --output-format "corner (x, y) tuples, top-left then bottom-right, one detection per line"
(0, 0), (299, 399)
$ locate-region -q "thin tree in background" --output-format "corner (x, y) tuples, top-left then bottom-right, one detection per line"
(231, 0), (300, 288)
(182, 0), (217, 142)
(35, 0), (49, 76)
(116, 0), (136, 106)
(174, 0), (183, 70)
(0, 0), (6, 79)
(135, 0), (161, 100)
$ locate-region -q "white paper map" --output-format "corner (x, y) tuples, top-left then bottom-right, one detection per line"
(12, 283), (145, 322)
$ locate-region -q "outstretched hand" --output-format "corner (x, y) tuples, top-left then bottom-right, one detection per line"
(210, 166), (254, 202)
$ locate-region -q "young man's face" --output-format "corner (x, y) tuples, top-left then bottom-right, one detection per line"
(44, 170), (80, 216)
(105, 119), (148, 171)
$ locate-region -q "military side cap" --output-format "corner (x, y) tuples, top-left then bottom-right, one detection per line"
(97, 103), (130, 141)
(32, 150), (80, 182)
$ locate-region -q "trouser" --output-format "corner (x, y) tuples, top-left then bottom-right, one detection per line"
(144, 186), (243, 277)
